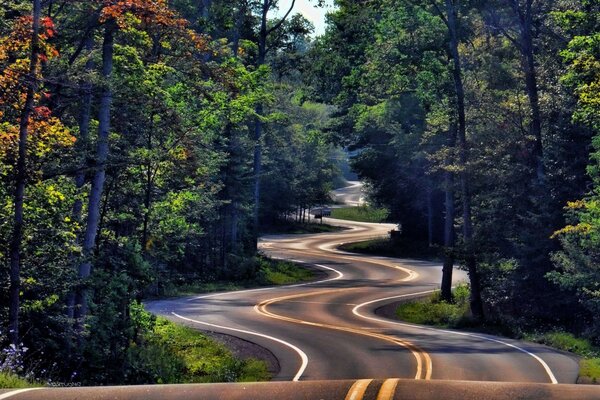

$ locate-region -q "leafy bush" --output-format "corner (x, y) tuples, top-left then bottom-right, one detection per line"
(579, 358), (600, 384)
(330, 206), (390, 223)
(256, 258), (314, 285)
(128, 316), (270, 384)
(396, 284), (471, 328)
(0, 372), (37, 389)
(528, 331), (599, 358)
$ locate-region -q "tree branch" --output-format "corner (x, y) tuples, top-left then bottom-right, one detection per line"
(266, 0), (295, 36)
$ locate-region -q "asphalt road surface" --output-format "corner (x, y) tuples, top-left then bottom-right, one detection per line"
(145, 182), (580, 384)
(1, 182), (594, 399)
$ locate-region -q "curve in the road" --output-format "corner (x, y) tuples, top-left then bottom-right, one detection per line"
(255, 288), (432, 380)
(351, 293), (559, 384)
(146, 182), (579, 384)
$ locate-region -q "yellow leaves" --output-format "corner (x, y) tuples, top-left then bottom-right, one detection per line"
(552, 223), (593, 238)
(566, 200), (587, 209)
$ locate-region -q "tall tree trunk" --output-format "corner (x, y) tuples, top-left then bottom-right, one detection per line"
(426, 182), (434, 247)
(440, 122), (457, 302)
(252, 0), (295, 245)
(445, 0), (484, 320)
(231, 1), (247, 57)
(8, 0), (42, 346)
(67, 35), (94, 322)
(75, 22), (115, 323)
(141, 113), (155, 250)
(251, 0), (269, 243)
(512, 0), (544, 182)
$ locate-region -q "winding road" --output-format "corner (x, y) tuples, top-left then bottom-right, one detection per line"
(146, 182), (580, 385)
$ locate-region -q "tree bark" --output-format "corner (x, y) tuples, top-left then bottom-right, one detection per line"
(252, 0), (295, 245)
(67, 35), (94, 323)
(445, 0), (484, 320)
(75, 22), (115, 323)
(231, 1), (247, 57)
(440, 122), (457, 302)
(513, 0), (544, 182)
(8, 0), (42, 346)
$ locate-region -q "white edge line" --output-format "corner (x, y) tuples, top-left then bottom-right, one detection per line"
(175, 263), (344, 381)
(172, 312), (308, 381)
(189, 261), (344, 301)
(0, 388), (43, 400)
(351, 292), (559, 384)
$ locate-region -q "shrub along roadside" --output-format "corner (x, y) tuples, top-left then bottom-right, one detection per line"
(395, 287), (600, 384)
(156, 256), (318, 298)
(0, 372), (39, 389)
(127, 309), (270, 384)
(339, 238), (441, 261)
(330, 206), (390, 223)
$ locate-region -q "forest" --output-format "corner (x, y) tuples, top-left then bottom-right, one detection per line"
(0, 0), (599, 387)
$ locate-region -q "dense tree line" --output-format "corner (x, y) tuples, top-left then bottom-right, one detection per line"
(304, 0), (600, 337)
(0, 0), (340, 384)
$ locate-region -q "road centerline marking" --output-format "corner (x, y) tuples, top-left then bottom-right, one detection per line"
(376, 378), (400, 400)
(345, 379), (373, 400)
(352, 293), (558, 384)
(255, 289), (431, 380)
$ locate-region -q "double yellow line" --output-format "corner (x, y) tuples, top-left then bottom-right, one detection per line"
(254, 289), (432, 381)
(344, 379), (400, 400)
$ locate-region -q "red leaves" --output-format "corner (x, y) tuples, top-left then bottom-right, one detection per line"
(99, 0), (188, 29)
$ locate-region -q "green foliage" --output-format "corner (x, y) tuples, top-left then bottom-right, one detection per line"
(579, 358), (600, 384)
(395, 284), (472, 328)
(0, 372), (37, 389)
(339, 238), (441, 261)
(528, 331), (599, 358)
(330, 206), (390, 223)
(128, 316), (270, 384)
(257, 259), (314, 285)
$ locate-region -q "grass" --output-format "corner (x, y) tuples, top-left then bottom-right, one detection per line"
(580, 359), (600, 384)
(339, 238), (441, 261)
(257, 259), (315, 285)
(525, 331), (600, 384)
(0, 372), (38, 389)
(396, 288), (600, 385)
(330, 206), (390, 223)
(395, 284), (472, 328)
(157, 256), (317, 298)
(129, 316), (270, 384)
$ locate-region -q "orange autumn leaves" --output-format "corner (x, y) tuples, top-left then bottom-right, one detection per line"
(0, 14), (73, 167)
(98, 0), (211, 53)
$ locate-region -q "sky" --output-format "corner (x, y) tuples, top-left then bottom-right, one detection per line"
(275, 0), (336, 37)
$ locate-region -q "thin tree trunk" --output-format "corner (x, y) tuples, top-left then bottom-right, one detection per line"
(67, 35), (94, 322)
(75, 22), (115, 323)
(446, 0), (484, 320)
(231, 1), (247, 57)
(8, 0), (42, 346)
(513, 0), (544, 181)
(141, 113), (155, 250)
(426, 182), (434, 247)
(440, 123), (457, 302)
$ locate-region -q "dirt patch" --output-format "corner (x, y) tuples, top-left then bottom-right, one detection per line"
(203, 331), (280, 377)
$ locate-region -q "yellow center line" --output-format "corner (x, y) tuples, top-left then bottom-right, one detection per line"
(376, 378), (400, 400)
(254, 289), (432, 380)
(345, 379), (373, 400)
(276, 247), (418, 282)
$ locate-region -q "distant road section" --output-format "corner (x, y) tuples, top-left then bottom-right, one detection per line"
(331, 181), (365, 206)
